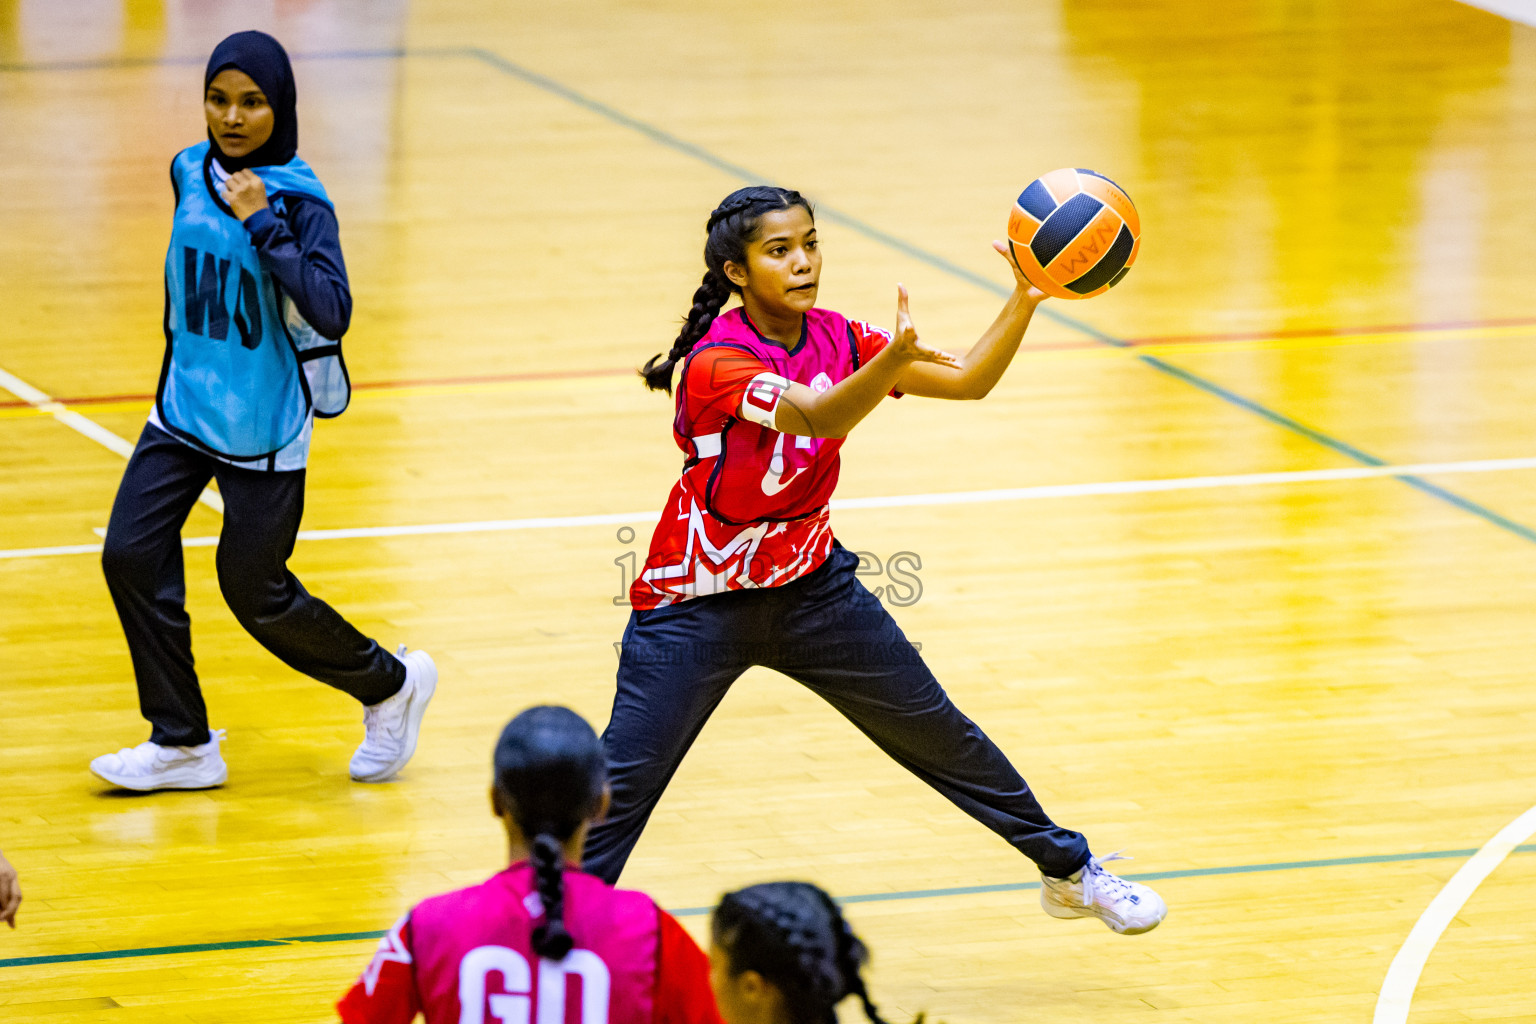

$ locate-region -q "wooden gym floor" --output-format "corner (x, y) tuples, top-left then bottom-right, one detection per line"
(3, 0), (1536, 1021)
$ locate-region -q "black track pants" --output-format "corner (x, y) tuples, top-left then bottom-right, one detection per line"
(583, 541), (1092, 882)
(101, 423), (405, 747)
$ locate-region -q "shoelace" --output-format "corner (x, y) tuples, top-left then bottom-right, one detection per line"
(1081, 852), (1136, 906)
(361, 704), (392, 748)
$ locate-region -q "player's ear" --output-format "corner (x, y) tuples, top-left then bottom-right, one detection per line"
(490, 785), (506, 818)
(594, 785), (612, 824)
(723, 259), (749, 289)
(738, 969), (773, 1007)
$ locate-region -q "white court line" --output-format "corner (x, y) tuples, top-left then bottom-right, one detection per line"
(0, 366), (225, 514)
(1374, 803), (1536, 1023)
(6, 455), (1536, 561)
(1455, 0), (1536, 27)
(828, 456), (1536, 510)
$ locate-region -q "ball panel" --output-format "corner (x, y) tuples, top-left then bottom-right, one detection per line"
(1065, 223), (1136, 295)
(1046, 204), (1123, 284)
(1030, 192), (1104, 268)
(1017, 179), (1057, 220)
(1007, 168), (1138, 301)
(1007, 205), (1042, 246)
(1008, 240), (1075, 300)
(1077, 175), (1139, 232)
(1038, 167), (1083, 205)
(1076, 168), (1127, 193)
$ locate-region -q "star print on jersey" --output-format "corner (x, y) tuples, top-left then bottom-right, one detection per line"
(361, 915), (413, 996)
(636, 497), (832, 606)
(629, 308), (895, 611)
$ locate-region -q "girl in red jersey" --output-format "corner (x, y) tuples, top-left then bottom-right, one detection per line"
(584, 186), (1166, 937)
(709, 881), (918, 1024)
(338, 706), (722, 1024)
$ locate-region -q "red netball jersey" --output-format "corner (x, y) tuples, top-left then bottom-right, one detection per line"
(630, 307), (895, 610)
(337, 863), (722, 1024)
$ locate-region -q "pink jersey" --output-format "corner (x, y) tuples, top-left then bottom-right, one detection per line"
(338, 863), (722, 1024)
(630, 307), (895, 610)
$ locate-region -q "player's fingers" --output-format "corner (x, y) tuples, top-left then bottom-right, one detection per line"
(896, 283), (909, 315)
(993, 239), (1009, 257)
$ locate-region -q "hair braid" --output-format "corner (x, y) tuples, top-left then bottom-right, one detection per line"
(641, 269), (732, 393)
(640, 185), (814, 394)
(529, 833), (573, 960)
(490, 706), (605, 963)
(756, 893), (841, 1023)
(713, 881), (925, 1024)
(814, 888), (917, 1024)
(706, 194), (758, 230)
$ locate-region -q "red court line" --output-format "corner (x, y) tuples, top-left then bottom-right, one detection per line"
(1012, 314), (1536, 355)
(1121, 315), (1536, 347)
(6, 315), (1535, 410)
(0, 366), (638, 409)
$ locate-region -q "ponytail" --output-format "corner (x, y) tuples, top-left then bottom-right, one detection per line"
(529, 833), (573, 960)
(640, 269), (733, 393)
(491, 706), (607, 963)
(712, 881), (923, 1024)
(815, 888), (914, 1024)
(641, 185), (814, 395)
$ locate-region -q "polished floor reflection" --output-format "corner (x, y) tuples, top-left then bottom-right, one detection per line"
(3, 1), (1536, 1021)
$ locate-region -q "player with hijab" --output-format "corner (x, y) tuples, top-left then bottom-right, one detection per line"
(90, 31), (434, 792)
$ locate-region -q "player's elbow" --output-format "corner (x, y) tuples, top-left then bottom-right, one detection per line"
(947, 377), (992, 401)
(801, 420), (847, 440)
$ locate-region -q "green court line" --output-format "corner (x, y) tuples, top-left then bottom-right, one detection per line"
(4, 845), (1531, 969)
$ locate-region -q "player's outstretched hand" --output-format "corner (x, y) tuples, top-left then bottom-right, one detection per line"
(222, 169), (270, 221)
(993, 240), (1048, 304)
(891, 284), (963, 369)
(0, 851), (20, 929)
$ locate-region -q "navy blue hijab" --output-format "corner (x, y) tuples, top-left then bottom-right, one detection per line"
(204, 31), (298, 171)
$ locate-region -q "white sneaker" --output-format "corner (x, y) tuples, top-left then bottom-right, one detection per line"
(350, 645), (436, 783)
(90, 730), (228, 791)
(1040, 853), (1167, 935)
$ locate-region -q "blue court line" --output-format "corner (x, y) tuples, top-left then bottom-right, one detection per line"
(6, 44), (1536, 549)
(2, 845), (1531, 969)
(0, 49), (412, 72)
(446, 48), (1536, 549)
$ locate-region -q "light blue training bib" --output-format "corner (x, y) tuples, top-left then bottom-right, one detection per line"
(157, 141), (350, 459)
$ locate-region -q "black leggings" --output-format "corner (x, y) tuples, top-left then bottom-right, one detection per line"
(583, 541), (1092, 882)
(101, 422), (404, 747)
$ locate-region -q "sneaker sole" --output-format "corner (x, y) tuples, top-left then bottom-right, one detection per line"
(90, 762), (228, 792)
(351, 653), (437, 783)
(1041, 896), (1166, 935)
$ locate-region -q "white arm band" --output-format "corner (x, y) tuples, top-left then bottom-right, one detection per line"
(739, 371), (792, 429)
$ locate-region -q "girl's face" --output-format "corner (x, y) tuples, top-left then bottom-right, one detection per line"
(204, 68), (274, 159)
(708, 941), (784, 1024)
(725, 205), (821, 318)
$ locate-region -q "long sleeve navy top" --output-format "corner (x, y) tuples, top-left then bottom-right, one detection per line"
(241, 197), (351, 340)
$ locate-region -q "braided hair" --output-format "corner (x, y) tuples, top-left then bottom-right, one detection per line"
(492, 706), (607, 960)
(641, 185), (814, 394)
(712, 881), (923, 1024)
